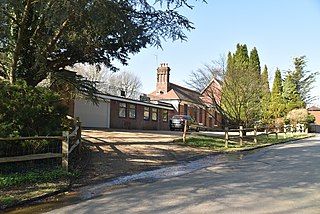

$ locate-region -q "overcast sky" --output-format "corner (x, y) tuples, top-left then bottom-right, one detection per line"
(115, 0), (320, 106)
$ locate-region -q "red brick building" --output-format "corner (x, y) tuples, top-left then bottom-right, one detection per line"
(308, 106), (320, 125)
(148, 63), (222, 129)
(74, 94), (174, 130)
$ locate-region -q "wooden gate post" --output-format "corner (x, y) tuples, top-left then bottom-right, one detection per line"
(62, 131), (69, 171)
(239, 126), (243, 146)
(284, 125), (287, 139)
(76, 119), (82, 154)
(183, 120), (187, 144)
(225, 127), (229, 148)
(253, 125), (257, 144)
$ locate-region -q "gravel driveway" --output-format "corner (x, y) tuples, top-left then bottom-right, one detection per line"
(73, 129), (213, 187)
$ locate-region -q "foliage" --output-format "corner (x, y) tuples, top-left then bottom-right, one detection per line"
(286, 56), (318, 105)
(286, 108), (309, 125)
(72, 64), (143, 99)
(282, 74), (304, 111)
(0, 168), (72, 188)
(221, 44), (261, 127)
(274, 118), (285, 127)
(0, 80), (67, 137)
(307, 113), (316, 124)
(269, 68), (285, 119)
(260, 65), (272, 124)
(1, 0), (204, 96)
(184, 55), (226, 125)
(271, 68), (283, 99)
(249, 47), (261, 79)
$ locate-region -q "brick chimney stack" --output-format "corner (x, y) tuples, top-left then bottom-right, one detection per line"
(156, 63), (170, 94)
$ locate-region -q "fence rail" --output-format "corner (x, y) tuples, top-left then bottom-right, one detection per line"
(0, 118), (81, 172)
(224, 123), (308, 148)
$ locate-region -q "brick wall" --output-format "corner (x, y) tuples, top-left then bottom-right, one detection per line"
(110, 100), (173, 130)
(175, 103), (222, 128)
(309, 110), (320, 125)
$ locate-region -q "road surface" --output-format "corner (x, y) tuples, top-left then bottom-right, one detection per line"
(46, 134), (320, 214)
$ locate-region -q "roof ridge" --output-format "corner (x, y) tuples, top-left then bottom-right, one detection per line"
(170, 83), (201, 94)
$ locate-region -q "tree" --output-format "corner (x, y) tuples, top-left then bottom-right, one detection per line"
(270, 68), (285, 119)
(261, 65), (270, 96)
(249, 47), (261, 79)
(286, 56), (318, 105)
(186, 54), (226, 92)
(286, 108), (309, 126)
(0, 0), (204, 95)
(185, 55), (226, 124)
(221, 44), (261, 127)
(72, 64), (142, 99)
(260, 65), (272, 124)
(0, 80), (67, 137)
(282, 74), (304, 111)
(103, 71), (142, 99)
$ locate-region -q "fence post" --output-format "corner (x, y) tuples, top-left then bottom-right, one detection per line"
(290, 125), (294, 137)
(225, 127), (229, 148)
(253, 125), (257, 144)
(239, 126), (243, 146)
(265, 128), (268, 137)
(62, 131), (69, 171)
(76, 119), (82, 154)
(284, 125), (287, 139)
(275, 127), (278, 142)
(183, 120), (187, 144)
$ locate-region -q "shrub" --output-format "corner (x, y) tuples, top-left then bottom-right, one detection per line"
(0, 80), (67, 137)
(286, 108), (308, 125)
(307, 113), (316, 124)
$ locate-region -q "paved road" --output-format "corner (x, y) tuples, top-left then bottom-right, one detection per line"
(46, 135), (320, 214)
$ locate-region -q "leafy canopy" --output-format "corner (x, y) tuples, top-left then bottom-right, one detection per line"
(0, 80), (67, 137)
(222, 43), (261, 127)
(0, 0), (205, 94)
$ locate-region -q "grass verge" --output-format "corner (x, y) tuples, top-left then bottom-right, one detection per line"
(174, 133), (314, 152)
(0, 168), (77, 210)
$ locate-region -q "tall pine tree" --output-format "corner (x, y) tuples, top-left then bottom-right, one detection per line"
(261, 65), (270, 96)
(270, 68), (285, 119)
(260, 65), (271, 124)
(282, 74), (304, 111)
(249, 47), (262, 79)
(221, 44), (262, 127)
(287, 56), (318, 104)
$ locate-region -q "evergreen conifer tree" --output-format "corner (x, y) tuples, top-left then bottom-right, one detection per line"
(249, 47), (262, 79)
(282, 74), (304, 111)
(270, 68), (285, 118)
(287, 56), (318, 104)
(260, 65), (271, 124)
(221, 44), (262, 127)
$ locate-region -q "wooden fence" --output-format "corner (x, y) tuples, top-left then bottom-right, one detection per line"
(224, 124), (307, 148)
(0, 119), (81, 172)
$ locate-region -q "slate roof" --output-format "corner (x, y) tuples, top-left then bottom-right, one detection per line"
(307, 106), (320, 111)
(148, 83), (202, 103)
(170, 83), (202, 103)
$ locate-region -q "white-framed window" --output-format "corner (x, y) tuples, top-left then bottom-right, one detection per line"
(119, 102), (126, 118)
(144, 107), (150, 120)
(129, 104), (136, 119)
(152, 108), (157, 121)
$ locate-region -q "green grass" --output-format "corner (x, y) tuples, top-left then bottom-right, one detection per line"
(0, 168), (77, 209)
(175, 133), (313, 152)
(0, 168), (74, 188)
